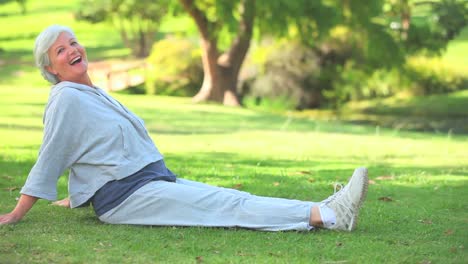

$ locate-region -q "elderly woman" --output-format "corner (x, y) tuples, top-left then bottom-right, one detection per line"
(0, 25), (369, 232)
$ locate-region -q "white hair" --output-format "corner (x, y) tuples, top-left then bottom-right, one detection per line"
(34, 25), (76, 84)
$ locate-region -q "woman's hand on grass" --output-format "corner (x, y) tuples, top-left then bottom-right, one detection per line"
(51, 197), (70, 208)
(0, 212), (22, 225)
(0, 194), (38, 225)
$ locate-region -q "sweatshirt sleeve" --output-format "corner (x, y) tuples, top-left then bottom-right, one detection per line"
(20, 89), (85, 201)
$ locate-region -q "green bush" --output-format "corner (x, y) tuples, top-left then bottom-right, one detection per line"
(404, 56), (468, 95)
(325, 56), (467, 108)
(324, 63), (406, 109)
(246, 41), (323, 110)
(145, 37), (203, 96)
(245, 27), (467, 111)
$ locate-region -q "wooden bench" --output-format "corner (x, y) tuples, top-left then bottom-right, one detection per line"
(88, 59), (147, 91)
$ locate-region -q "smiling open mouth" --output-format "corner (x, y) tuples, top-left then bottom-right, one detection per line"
(70, 56), (82, 65)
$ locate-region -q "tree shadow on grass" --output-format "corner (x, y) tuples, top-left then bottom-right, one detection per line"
(138, 107), (380, 137)
(142, 108), (468, 142)
(0, 63), (35, 85)
(340, 92), (468, 134)
(343, 114), (468, 135)
(0, 123), (43, 131)
(118, 96), (468, 140)
(0, 153), (35, 182)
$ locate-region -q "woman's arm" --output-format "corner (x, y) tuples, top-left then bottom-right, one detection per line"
(0, 194), (38, 225)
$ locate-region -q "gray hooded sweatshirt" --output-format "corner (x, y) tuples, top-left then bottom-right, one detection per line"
(20, 81), (163, 208)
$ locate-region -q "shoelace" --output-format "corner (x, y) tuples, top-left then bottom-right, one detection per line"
(334, 183), (344, 193)
(322, 183), (344, 204)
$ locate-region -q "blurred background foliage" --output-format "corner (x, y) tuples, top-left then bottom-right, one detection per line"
(75, 0), (171, 57)
(1, 0), (467, 111)
(242, 0), (467, 110)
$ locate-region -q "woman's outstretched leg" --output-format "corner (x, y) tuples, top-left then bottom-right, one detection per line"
(99, 168), (368, 232)
(99, 178), (316, 231)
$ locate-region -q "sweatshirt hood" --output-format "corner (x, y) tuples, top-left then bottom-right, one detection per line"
(49, 81), (99, 99)
(44, 81), (101, 124)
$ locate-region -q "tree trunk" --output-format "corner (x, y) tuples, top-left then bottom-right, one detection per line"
(192, 38), (245, 106)
(180, 0), (255, 106)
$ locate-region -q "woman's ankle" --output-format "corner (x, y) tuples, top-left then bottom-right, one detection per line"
(309, 206), (324, 227)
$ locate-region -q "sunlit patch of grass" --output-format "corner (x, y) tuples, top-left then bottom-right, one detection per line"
(442, 26), (468, 70)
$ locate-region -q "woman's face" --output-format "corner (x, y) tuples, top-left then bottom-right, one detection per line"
(46, 31), (89, 84)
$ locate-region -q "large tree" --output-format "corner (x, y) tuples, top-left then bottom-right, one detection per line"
(178, 0), (467, 106)
(178, 0), (337, 106)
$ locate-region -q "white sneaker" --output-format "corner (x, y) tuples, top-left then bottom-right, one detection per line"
(323, 167), (369, 231)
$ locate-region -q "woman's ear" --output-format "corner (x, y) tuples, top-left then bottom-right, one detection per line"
(45, 65), (57, 75)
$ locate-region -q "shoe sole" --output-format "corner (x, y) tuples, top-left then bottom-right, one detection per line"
(349, 167), (369, 231)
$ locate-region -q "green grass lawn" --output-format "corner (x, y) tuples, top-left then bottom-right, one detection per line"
(1, 68), (467, 263)
(443, 26), (468, 70)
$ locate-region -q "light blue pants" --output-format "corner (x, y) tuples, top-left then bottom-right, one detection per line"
(99, 178), (316, 231)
